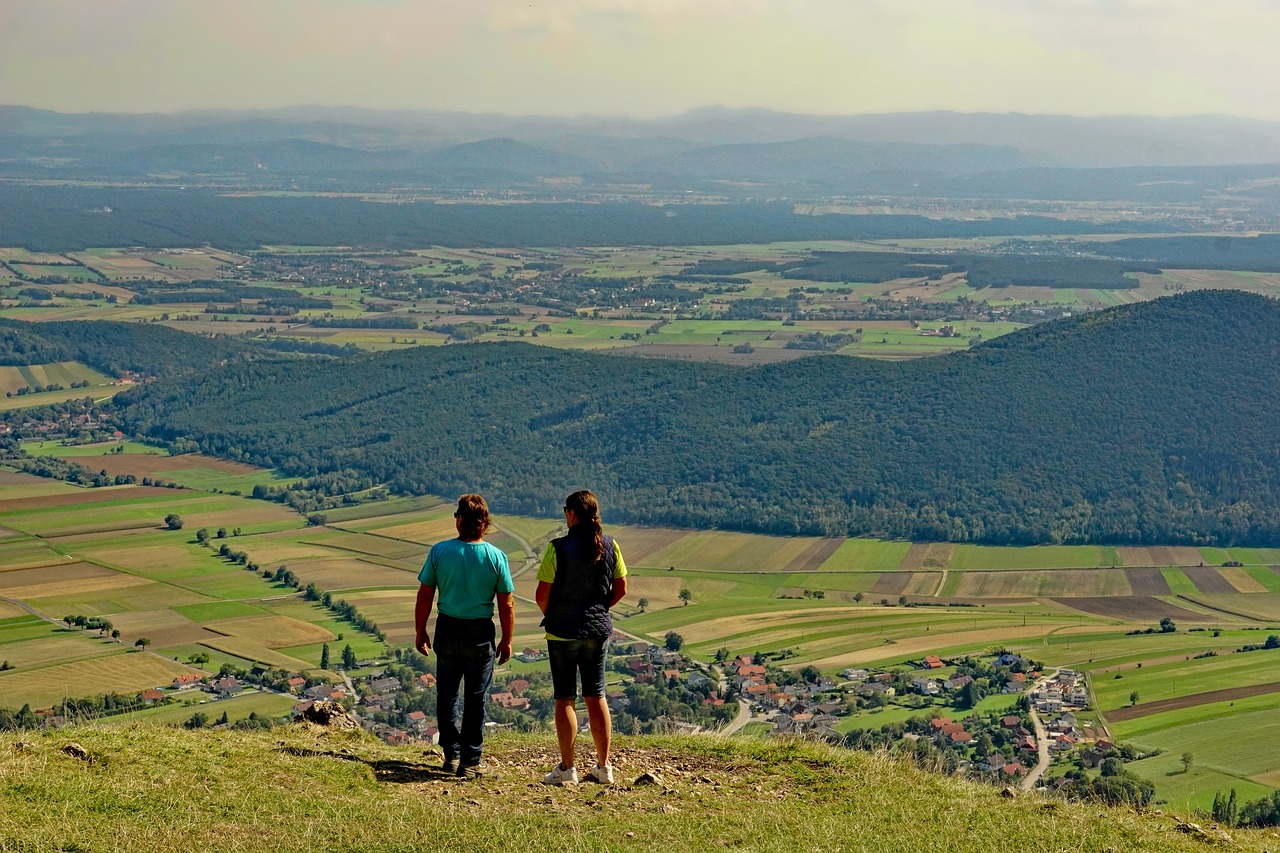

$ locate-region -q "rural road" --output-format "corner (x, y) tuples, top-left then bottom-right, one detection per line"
(1021, 670), (1057, 791)
(717, 698), (755, 736)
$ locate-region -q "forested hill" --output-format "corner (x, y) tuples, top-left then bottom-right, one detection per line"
(113, 291), (1280, 545)
(0, 318), (247, 376)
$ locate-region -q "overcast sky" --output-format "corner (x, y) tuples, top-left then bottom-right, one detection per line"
(2, 0), (1277, 120)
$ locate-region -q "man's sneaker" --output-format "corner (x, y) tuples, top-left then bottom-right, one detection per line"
(441, 758), (456, 774)
(586, 764), (615, 785)
(456, 762), (484, 779)
(542, 763), (578, 785)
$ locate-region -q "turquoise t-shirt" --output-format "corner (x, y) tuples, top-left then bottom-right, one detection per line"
(419, 538), (514, 620)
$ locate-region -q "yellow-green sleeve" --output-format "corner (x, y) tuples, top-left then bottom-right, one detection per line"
(613, 540), (627, 579)
(536, 545), (557, 583)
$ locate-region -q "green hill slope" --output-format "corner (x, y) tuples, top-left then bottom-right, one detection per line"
(2, 725), (1273, 852)
(113, 290), (1280, 545)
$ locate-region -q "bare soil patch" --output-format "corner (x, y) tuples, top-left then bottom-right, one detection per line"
(1124, 568), (1172, 596)
(614, 527), (688, 564)
(1050, 596), (1207, 622)
(0, 486), (175, 513)
(898, 543), (932, 571)
(870, 573), (911, 594)
(1146, 546), (1206, 566)
(780, 538), (843, 573)
(1117, 547), (1156, 567)
(1183, 567), (1237, 594)
(1105, 681), (1280, 723)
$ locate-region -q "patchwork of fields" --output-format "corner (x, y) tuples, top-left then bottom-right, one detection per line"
(3, 441), (1280, 809)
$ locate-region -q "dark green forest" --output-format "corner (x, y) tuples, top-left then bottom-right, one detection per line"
(105, 291), (1280, 546)
(0, 186), (1171, 252)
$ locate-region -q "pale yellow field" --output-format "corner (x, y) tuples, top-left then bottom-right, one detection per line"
(1251, 770), (1280, 788)
(672, 606), (916, 645)
(0, 652), (195, 708)
(1220, 567), (1269, 593)
(204, 535), (336, 566)
(365, 517), (457, 545)
(806, 625), (1071, 669)
(621, 576), (686, 610)
(106, 609), (219, 647)
(197, 636), (314, 670)
(0, 634), (119, 669)
(285, 557), (417, 591)
(76, 543), (199, 573)
(205, 615), (334, 648)
(0, 601), (25, 618)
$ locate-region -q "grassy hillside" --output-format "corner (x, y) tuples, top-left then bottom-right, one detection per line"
(1, 725), (1275, 853)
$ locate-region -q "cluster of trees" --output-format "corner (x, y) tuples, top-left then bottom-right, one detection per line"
(304, 583), (385, 643)
(1212, 788), (1280, 828)
(61, 615), (117, 637)
(249, 469), (387, 515)
(110, 291), (1280, 546)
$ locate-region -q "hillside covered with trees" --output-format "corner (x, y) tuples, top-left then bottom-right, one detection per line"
(111, 291), (1280, 545)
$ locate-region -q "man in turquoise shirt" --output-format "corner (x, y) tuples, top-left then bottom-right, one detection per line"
(415, 494), (514, 777)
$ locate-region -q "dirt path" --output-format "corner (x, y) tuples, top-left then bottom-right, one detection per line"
(1022, 670), (1057, 791)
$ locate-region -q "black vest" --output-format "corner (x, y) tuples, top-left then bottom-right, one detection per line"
(541, 528), (616, 640)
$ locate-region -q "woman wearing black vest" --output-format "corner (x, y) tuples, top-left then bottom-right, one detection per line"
(536, 490), (628, 785)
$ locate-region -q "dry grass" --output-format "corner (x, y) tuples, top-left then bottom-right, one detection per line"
(205, 615), (335, 648)
(0, 562), (150, 599)
(807, 624), (1070, 669)
(3, 726), (1272, 853)
(197, 636), (315, 670)
(0, 652), (194, 708)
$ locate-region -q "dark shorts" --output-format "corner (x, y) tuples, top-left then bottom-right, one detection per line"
(548, 637), (609, 700)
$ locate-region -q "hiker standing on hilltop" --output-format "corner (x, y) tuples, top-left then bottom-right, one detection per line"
(537, 489), (628, 785)
(415, 494), (514, 778)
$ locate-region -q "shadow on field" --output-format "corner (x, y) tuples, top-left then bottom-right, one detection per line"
(276, 744), (449, 783)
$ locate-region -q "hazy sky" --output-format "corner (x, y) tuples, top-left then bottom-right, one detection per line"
(2, 0), (1278, 120)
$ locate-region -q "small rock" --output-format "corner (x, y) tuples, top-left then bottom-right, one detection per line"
(1000, 787), (1017, 798)
(62, 743), (91, 761)
(625, 832), (636, 839)
(13, 741), (29, 753)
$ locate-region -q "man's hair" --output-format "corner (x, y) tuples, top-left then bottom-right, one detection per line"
(455, 494), (491, 540)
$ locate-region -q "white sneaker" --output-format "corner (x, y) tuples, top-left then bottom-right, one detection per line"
(542, 763), (579, 785)
(586, 764), (615, 785)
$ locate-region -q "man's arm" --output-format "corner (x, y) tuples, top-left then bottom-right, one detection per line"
(536, 581), (552, 615)
(414, 584), (436, 656)
(495, 592), (515, 664)
(608, 575), (627, 609)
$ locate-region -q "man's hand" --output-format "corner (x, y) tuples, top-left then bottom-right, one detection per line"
(496, 639), (512, 665)
(416, 632), (431, 657)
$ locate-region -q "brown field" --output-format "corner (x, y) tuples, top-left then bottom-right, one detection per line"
(1183, 567), (1238, 594)
(196, 636), (314, 670)
(780, 539), (843, 573)
(608, 527), (688, 564)
(807, 625), (1071, 670)
(0, 652), (195, 709)
(0, 601), (25, 618)
(219, 536), (337, 566)
(1104, 681), (1280, 723)
(900, 543), (954, 571)
(26, 582), (210, 616)
(285, 557), (417, 591)
(1050, 596), (1209, 622)
(1219, 567), (1269, 593)
(870, 573), (913, 594)
(205, 615), (334, 648)
(63, 452), (269, 479)
(107, 607), (210, 635)
(1145, 546), (1207, 566)
(0, 485), (177, 514)
(1251, 770), (1280, 788)
(0, 562), (148, 599)
(1125, 568), (1173, 595)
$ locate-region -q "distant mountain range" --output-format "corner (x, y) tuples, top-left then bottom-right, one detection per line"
(3, 105), (1280, 199)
